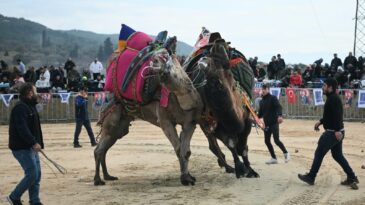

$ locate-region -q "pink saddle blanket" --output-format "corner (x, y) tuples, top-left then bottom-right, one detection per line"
(104, 32), (153, 103)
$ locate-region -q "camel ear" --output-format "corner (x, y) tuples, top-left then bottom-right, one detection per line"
(210, 39), (230, 69)
(164, 36), (177, 55)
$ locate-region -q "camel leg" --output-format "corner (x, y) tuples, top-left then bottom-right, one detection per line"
(179, 122), (197, 185)
(94, 106), (130, 186)
(237, 119), (259, 178)
(200, 124), (234, 173)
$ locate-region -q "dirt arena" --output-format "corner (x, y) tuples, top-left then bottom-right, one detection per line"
(0, 119), (364, 205)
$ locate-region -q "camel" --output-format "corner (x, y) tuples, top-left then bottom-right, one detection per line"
(94, 37), (203, 186)
(185, 37), (259, 178)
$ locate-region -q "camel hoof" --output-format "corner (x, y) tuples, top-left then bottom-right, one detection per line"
(181, 173), (196, 186)
(94, 179), (106, 186)
(235, 163), (247, 178)
(104, 175), (118, 181)
(225, 166), (235, 174)
(246, 168), (260, 178)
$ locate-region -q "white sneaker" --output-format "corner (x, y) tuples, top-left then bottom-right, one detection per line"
(284, 153), (290, 163)
(265, 158), (278, 164)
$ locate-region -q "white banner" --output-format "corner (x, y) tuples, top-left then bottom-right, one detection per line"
(1, 94), (14, 107)
(270, 87), (281, 100)
(313, 89), (325, 106)
(59, 93), (71, 104)
(358, 90), (365, 108)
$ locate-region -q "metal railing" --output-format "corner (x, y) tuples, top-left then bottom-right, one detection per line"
(0, 88), (364, 124)
(0, 92), (102, 124)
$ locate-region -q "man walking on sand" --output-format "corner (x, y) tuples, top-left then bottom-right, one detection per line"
(73, 86), (97, 148)
(298, 78), (359, 187)
(258, 83), (290, 164)
(7, 83), (44, 205)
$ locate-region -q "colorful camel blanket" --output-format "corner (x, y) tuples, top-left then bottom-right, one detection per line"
(104, 24), (157, 103)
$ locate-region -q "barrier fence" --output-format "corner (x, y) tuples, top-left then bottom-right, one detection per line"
(0, 88), (364, 124)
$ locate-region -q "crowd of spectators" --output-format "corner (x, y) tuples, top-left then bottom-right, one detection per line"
(249, 52), (365, 89)
(0, 58), (105, 94)
(2, 52), (365, 95)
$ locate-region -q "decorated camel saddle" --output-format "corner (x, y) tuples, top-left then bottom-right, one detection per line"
(104, 24), (168, 103)
(185, 28), (254, 99)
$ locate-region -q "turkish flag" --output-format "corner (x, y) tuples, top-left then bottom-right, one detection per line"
(286, 88), (297, 104)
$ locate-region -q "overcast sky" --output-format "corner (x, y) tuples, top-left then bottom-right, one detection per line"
(0, 0), (357, 64)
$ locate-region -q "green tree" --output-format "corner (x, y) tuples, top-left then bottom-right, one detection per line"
(97, 45), (104, 62)
(103, 37), (113, 62)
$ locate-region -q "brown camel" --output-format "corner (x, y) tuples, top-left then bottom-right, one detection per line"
(185, 38), (259, 178)
(94, 40), (203, 186)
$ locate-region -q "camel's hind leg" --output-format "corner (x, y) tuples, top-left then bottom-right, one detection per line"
(94, 105), (131, 186)
(200, 124), (235, 173)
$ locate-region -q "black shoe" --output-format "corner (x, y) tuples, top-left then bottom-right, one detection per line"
(73, 144), (82, 148)
(341, 176), (359, 186)
(298, 173), (315, 185)
(31, 203), (43, 205)
(7, 195), (23, 205)
(91, 142), (97, 147)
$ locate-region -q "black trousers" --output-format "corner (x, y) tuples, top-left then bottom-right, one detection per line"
(309, 131), (355, 179)
(264, 123), (288, 159)
(73, 119), (96, 145)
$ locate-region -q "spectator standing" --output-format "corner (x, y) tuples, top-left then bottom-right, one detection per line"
(89, 58), (103, 80)
(267, 56), (278, 80)
(277, 54), (286, 79)
(64, 58), (76, 74)
(344, 52), (357, 72)
(330, 53), (342, 70)
(249, 57), (259, 78)
(7, 83), (44, 205)
(73, 87), (97, 148)
(313, 58), (323, 79)
(257, 65), (266, 82)
(17, 59), (26, 75)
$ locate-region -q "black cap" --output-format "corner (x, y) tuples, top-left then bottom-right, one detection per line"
(324, 77), (338, 90)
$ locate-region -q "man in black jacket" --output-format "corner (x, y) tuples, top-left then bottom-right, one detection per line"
(8, 83), (44, 205)
(258, 84), (290, 164)
(298, 78), (359, 186)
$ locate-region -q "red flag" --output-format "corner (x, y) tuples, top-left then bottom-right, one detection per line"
(286, 88), (296, 104)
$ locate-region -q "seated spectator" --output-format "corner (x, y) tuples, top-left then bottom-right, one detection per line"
(67, 68), (81, 92)
(257, 65), (266, 82)
(335, 66), (348, 88)
(8, 71), (25, 93)
(302, 66), (313, 83)
(35, 67), (51, 92)
(51, 75), (66, 92)
(88, 74), (105, 92)
(24, 66), (37, 84)
(289, 70), (303, 87)
(0, 75), (10, 93)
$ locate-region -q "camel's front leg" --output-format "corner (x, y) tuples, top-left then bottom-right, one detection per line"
(179, 122), (197, 185)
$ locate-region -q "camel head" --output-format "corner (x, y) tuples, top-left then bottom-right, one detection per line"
(148, 37), (202, 110)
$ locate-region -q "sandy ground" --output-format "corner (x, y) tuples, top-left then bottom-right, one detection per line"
(0, 119), (364, 205)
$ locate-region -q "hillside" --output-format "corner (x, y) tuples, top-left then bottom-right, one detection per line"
(0, 14), (193, 69)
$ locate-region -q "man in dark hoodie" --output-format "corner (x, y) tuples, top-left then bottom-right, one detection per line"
(298, 78), (359, 187)
(8, 83), (44, 205)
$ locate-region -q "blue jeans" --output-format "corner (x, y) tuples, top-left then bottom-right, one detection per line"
(309, 131), (356, 179)
(73, 119), (96, 145)
(10, 149), (41, 204)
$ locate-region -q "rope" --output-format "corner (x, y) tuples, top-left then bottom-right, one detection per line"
(40, 150), (67, 175)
